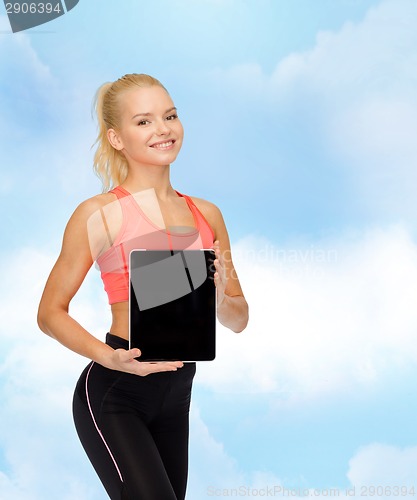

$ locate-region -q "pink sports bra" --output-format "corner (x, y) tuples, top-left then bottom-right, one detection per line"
(96, 186), (215, 304)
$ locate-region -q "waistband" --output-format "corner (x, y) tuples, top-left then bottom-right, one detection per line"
(105, 332), (129, 350)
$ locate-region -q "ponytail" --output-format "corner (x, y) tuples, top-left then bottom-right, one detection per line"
(92, 82), (128, 192)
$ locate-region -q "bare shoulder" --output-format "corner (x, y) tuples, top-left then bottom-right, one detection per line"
(65, 192), (118, 233)
(188, 195), (223, 220)
(188, 195), (229, 242)
(72, 192), (116, 219)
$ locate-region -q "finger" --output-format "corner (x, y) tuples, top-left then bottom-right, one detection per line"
(139, 364), (181, 376)
(129, 348), (142, 359)
(152, 365), (180, 373)
(143, 361), (184, 369)
(117, 348), (141, 362)
(212, 241), (220, 254)
(126, 349), (141, 361)
(214, 268), (225, 284)
(141, 361), (184, 371)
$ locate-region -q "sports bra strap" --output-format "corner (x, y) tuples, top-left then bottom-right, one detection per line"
(99, 207), (113, 247)
(110, 186), (130, 198)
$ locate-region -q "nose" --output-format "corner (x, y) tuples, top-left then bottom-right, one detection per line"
(155, 119), (170, 135)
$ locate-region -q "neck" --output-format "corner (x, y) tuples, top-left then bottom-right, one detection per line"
(121, 164), (175, 199)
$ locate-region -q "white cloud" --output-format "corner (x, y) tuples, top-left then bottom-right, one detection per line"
(271, 0), (417, 99)
(209, 0), (417, 100)
(188, 406), (244, 492)
(0, 16), (98, 199)
(189, 407), (417, 499)
(196, 224), (417, 399)
(0, 246), (109, 344)
(347, 443), (417, 488)
(0, 16), (52, 81)
(206, 0), (417, 218)
(187, 406), (283, 498)
(0, 15), (57, 125)
(194, 406), (417, 500)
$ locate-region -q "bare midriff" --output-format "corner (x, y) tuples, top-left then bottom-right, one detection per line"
(109, 301), (130, 340)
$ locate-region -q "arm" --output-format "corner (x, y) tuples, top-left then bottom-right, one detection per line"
(193, 199), (249, 333)
(213, 238), (249, 333)
(37, 198), (183, 375)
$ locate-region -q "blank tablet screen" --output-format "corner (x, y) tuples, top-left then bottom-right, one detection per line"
(129, 249), (216, 361)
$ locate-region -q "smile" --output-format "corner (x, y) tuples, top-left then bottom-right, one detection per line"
(150, 140), (175, 150)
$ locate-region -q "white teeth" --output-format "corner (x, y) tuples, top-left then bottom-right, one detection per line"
(152, 141), (173, 149)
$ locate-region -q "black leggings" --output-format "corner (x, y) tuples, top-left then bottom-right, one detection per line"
(72, 333), (196, 500)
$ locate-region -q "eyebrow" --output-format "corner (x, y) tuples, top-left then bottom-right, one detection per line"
(131, 107), (177, 120)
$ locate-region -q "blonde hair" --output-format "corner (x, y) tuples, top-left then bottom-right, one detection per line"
(92, 73), (168, 192)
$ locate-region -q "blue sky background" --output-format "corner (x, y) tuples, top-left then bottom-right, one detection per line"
(1, 0), (417, 498)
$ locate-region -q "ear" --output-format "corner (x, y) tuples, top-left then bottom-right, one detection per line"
(107, 128), (124, 151)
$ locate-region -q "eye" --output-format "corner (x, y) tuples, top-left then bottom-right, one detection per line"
(138, 120), (150, 126)
(166, 113), (178, 121)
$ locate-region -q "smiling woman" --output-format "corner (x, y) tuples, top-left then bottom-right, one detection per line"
(37, 73), (248, 500)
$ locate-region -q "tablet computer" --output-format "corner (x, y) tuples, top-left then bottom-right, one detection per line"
(129, 249), (216, 361)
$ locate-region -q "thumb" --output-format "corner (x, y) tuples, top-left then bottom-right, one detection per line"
(116, 348), (141, 362)
(127, 348), (141, 360)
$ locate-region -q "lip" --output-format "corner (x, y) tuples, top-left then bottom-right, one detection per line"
(149, 139), (176, 150)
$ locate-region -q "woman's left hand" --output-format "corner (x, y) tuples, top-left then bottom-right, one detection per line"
(213, 240), (226, 307)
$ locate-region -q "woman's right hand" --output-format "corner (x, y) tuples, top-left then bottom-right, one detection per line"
(104, 347), (184, 376)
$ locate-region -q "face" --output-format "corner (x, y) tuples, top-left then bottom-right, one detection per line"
(108, 85), (184, 168)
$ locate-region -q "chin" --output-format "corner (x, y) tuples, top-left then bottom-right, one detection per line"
(153, 152), (180, 164)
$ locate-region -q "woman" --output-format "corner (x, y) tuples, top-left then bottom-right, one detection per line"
(37, 73), (248, 500)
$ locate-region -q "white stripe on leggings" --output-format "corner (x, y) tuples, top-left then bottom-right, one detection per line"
(85, 362), (124, 482)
